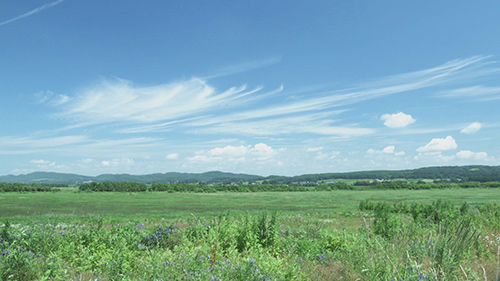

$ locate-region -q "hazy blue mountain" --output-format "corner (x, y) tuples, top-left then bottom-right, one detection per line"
(1, 165), (499, 185)
(0, 171), (264, 185)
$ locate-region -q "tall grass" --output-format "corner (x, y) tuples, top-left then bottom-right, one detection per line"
(1, 198), (500, 280)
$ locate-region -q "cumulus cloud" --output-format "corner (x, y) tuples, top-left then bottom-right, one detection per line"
(80, 158), (94, 164)
(460, 122), (482, 134)
(28, 159), (67, 171)
(417, 136), (457, 152)
(188, 143), (276, 163)
(100, 158), (134, 167)
(209, 145), (248, 158)
(30, 159), (55, 166)
(382, 146), (395, 153)
(166, 153), (179, 160)
(456, 150), (488, 160)
(414, 150), (490, 165)
(381, 112), (416, 128)
(315, 151), (340, 160)
(307, 147), (323, 152)
(413, 151), (453, 162)
(367, 145), (405, 156)
(251, 143), (277, 161)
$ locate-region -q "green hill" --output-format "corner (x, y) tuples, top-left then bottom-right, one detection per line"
(1, 165), (499, 185)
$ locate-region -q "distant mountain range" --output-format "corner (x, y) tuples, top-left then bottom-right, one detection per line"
(1, 165), (500, 185)
(0, 171), (264, 185)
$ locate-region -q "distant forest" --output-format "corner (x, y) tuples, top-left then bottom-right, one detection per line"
(1, 165), (500, 185)
(271, 165), (500, 183)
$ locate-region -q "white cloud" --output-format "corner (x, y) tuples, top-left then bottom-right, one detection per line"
(413, 151), (453, 162)
(166, 153), (179, 160)
(366, 145), (405, 156)
(307, 147), (323, 152)
(456, 150), (488, 160)
(413, 150), (491, 166)
(0, 0), (65, 27)
(30, 159), (55, 166)
(197, 114), (375, 137)
(80, 158), (94, 164)
(251, 143), (276, 161)
(382, 145), (395, 153)
(460, 122), (482, 134)
(437, 86), (500, 101)
(100, 158), (134, 167)
(36, 91), (70, 106)
(315, 151), (340, 160)
(59, 78), (261, 126)
(381, 112), (415, 128)
(209, 145), (249, 158)
(50, 56), (495, 140)
(188, 143), (276, 163)
(417, 136), (458, 152)
(187, 155), (210, 162)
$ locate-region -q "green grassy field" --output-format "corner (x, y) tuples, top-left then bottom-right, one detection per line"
(1, 188), (500, 280)
(1, 188), (499, 222)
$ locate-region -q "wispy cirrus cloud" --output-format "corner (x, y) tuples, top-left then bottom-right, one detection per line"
(57, 78), (261, 126)
(0, 134), (160, 157)
(0, 0), (66, 27)
(44, 56), (498, 139)
(436, 85), (500, 101)
(203, 57), (282, 79)
(196, 113), (374, 137)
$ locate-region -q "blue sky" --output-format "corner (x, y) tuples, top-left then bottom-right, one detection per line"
(1, 1), (500, 176)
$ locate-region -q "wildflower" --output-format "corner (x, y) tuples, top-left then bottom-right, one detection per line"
(137, 222), (144, 227)
(60, 231), (65, 235)
(164, 261), (169, 266)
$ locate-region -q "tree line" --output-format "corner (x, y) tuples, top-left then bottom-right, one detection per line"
(0, 183), (55, 192)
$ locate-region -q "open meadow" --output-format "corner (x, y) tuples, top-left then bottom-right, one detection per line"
(1, 188), (500, 280)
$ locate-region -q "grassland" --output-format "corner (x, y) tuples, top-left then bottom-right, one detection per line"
(2, 188), (499, 222)
(1, 188), (500, 280)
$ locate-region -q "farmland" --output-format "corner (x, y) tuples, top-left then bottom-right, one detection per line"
(1, 188), (500, 280)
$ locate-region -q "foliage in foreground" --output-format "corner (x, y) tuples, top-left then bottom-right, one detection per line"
(1, 201), (500, 280)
